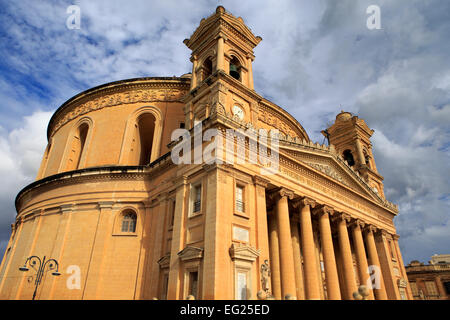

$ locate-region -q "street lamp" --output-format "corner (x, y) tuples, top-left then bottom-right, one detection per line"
(19, 255), (61, 300)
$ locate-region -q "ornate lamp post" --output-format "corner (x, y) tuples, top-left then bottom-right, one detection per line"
(19, 255), (61, 300)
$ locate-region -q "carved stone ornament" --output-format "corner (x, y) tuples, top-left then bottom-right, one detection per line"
(312, 204), (335, 216)
(260, 259), (271, 293)
(292, 197), (316, 209)
(397, 278), (408, 288)
(178, 246), (204, 261)
(229, 243), (260, 262)
(157, 254), (171, 269)
(268, 187), (294, 202)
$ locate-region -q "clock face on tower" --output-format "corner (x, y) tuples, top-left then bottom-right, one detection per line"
(232, 104), (244, 120)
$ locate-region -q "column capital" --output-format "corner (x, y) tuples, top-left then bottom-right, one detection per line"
(252, 175), (270, 188)
(392, 234), (400, 240)
(350, 218), (365, 229)
(98, 201), (114, 210)
(333, 212), (351, 223)
(172, 175), (188, 188)
(364, 224), (378, 234)
(215, 32), (228, 41)
(292, 196), (316, 209)
(268, 187), (294, 201)
(312, 204), (335, 216)
(377, 229), (392, 238)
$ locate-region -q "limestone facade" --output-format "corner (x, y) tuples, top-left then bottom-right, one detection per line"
(406, 256), (450, 300)
(0, 6), (411, 300)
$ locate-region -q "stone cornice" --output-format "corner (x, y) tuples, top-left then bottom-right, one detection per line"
(16, 156), (173, 213)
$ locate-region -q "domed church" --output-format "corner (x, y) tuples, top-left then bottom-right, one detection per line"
(0, 6), (411, 300)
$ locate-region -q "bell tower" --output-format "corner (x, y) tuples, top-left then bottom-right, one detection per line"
(324, 111), (385, 198)
(182, 6), (262, 129)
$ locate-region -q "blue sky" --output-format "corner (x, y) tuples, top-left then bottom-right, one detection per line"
(0, 0), (449, 265)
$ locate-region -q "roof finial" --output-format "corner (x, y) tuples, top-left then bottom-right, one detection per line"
(216, 6), (225, 14)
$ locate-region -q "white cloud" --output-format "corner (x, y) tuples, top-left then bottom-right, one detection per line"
(0, 110), (52, 255)
(0, 0), (448, 264)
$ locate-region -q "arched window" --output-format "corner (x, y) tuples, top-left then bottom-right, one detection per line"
(66, 122), (89, 171)
(201, 57), (212, 81)
(121, 210), (137, 233)
(343, 149), (355, 167)
(129, 113), (156, 165)
(229, 56), (241, 81)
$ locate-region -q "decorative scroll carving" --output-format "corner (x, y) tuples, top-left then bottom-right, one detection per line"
(351, 219), (365, 229)
(333, 212), (351, 223)
(364, 225), (378, 234)
(268, 187), (294, 201)
(312, 204), (335, 216)
(292, 197), (316, 209)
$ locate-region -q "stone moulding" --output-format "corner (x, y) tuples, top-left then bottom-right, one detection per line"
(229, 244), (260, 262)
(178, 246), (204, 261)
(47, 77), (190, 139)
(157, 254), (171, 269)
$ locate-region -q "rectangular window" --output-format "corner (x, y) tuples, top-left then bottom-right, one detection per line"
(389, 240), (396, 260)
(425, 281), (438, 297)
(444, 282), (450, 294)
(188, 271), (198, 298)
(160, 273), (169, 300)
(121, 220), (129, 232)
(193, 185), (202, 213)
(235, 185), (245, 212)
(410, 282), (418, 296)
(169, 200), (176, 228)
(236, 271), (248, 300)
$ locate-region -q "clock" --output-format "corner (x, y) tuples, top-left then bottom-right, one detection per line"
(232, 105), (244, 120)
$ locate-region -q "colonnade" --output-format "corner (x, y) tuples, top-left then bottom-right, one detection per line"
(266, 188), (392, 300)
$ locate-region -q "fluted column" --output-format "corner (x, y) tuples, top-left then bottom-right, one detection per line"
(271, 188), (296, 298)
(294, 197), (321, 300)
(268, 214), (281, 299)
(335, 213), (358, 299)
(351, 219), (374, 300)
(313, 205), (341, 300)
(364, 226), (388, 300)
(290, 218), (304, 299)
